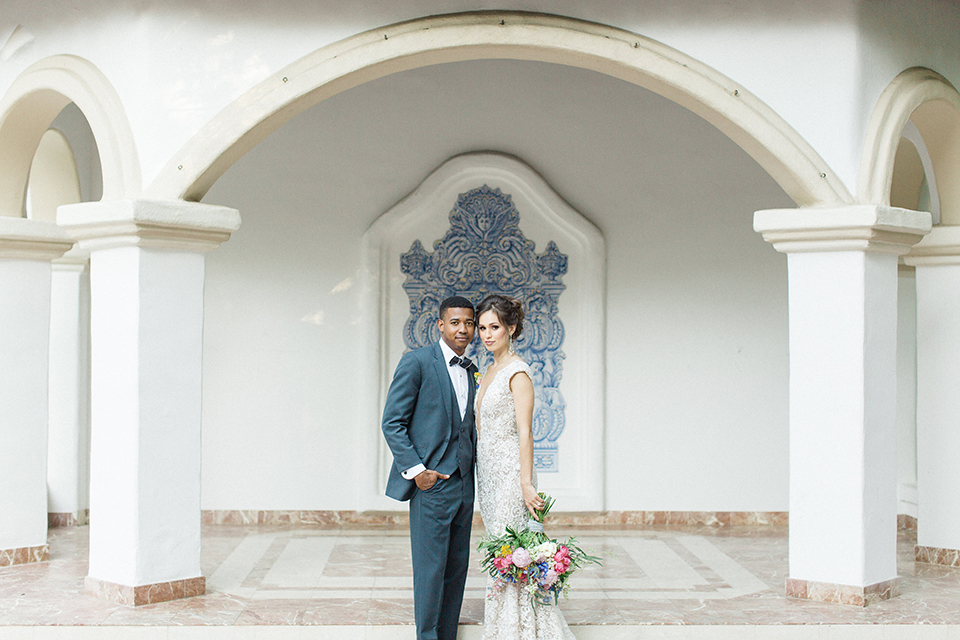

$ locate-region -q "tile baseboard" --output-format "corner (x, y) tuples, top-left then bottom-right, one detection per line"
(785, 576), (900, 606)
(84, 575), (205, 606)
(915, 545), (960, 567)
(48, 511), (89, 528)
(200, 509), (789, 527)
(0, 544), (49, 567)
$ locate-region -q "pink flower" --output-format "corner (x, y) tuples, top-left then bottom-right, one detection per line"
(493, 555), (513, 572)
(543, 569), (559, 586)
(511, 547), (532, 568)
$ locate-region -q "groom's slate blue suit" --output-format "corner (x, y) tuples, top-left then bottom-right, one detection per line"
(382, 342), (478, 640)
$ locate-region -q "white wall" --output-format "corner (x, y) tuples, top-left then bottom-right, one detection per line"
(200, 58), (793, 511)
(0, 259), (52, 550)
(896, 270), (918, 518)
(3, 0), (876, 195)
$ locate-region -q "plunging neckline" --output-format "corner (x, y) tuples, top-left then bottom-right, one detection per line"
(475, 358), (522, 434)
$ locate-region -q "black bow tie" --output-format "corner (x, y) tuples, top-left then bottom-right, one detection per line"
(449, 355), (473, 369)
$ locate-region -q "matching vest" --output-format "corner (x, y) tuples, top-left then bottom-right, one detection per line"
(435, 379), (474, 477)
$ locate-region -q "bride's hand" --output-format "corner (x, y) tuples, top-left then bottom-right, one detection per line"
(522, 483), (543, 518)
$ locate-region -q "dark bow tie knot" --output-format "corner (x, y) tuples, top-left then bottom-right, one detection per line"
(449, 355), (473, 369)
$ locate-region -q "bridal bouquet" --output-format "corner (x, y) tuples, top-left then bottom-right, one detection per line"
(477, 493), (601, 606)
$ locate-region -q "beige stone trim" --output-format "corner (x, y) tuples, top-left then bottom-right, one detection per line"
(0, 544), (49, 567)
(785, 576), (900, 607)
(58, 199), (241, 252)
(904, 225), (960, 266)
(754, 204), (931, 254)
(48, 511), (88, 528)
(84, 575), (205, 606)
(916, 545), (960, 567)
(0, 216), (73, 260)
(202, 509), (788, 528)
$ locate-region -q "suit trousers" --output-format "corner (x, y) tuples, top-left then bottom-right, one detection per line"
(408, 468), (475, 640)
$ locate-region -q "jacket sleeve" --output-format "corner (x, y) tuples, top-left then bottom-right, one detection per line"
(381, 351), (424, 473)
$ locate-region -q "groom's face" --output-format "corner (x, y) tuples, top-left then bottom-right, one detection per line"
(438, 307), (476, 356)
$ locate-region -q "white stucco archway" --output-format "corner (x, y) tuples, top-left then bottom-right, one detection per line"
(0, 55), (140, 218)
(145, 11), (852, 209)
(859, 67), (960, 224)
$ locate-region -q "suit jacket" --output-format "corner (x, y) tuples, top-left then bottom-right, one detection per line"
(381, 342), (478, 501)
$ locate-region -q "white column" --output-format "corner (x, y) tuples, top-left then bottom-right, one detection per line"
(904, 226), (960, 567)
(754, 205), (930, 606)
(47, 248), (91, 528)
(58, 200), (240, 605)
(0, 217), (73, 567)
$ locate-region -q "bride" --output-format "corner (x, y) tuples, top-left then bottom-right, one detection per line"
(474, 294), (576, 640)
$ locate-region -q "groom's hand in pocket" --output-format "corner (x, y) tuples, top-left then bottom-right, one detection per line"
(414, 469), (450, 491)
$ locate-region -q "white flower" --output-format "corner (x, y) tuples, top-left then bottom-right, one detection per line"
(532, 541), (557, 562)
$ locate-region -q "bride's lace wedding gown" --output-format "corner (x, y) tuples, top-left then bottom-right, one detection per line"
(476, 359), (576, 640)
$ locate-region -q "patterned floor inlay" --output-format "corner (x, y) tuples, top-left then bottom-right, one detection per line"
(1, 523), (959, 627)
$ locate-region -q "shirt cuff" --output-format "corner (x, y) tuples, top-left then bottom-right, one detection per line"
(402, 464), (426, 480)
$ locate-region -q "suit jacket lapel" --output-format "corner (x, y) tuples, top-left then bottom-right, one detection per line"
(431, 343), (454, 425)
(466, 363), (477, 421)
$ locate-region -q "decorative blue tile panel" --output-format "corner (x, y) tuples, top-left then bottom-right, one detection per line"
(400, 185), (568, 471)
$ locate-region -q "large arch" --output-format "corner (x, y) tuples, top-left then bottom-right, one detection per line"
(0, 55), (140, 218)
(859, 67), (960, 224)
(145, 11), (851, 208)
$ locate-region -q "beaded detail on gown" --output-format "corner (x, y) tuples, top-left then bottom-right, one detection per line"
(476, 359), (576, 640)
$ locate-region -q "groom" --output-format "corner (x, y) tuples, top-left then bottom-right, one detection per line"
(381, 296), (479, 640)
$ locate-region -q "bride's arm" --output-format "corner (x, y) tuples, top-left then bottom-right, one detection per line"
(511, 371), (544, 517)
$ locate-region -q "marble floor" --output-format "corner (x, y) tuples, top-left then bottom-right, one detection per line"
(2, 523), (960, 637)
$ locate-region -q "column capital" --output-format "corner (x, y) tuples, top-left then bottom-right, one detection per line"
(57, 199), (241, 252)
(753, 205), (931, 255)
(52, 246), (90, 271)
(0, 216), (74, 261)
(903, 225), (960, 266)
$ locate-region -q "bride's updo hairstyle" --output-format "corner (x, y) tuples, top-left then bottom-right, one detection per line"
(476, 294), (524, 339)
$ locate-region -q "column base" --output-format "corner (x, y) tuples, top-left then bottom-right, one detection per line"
(84, 575), (205, 606)
(916, 545), (960, 567)
(0, 544), (49, 567)
(786, 577), (900, 606)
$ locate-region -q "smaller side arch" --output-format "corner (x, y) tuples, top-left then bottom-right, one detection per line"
(859, 67), (960, 223)
(0, 55), (140, 217)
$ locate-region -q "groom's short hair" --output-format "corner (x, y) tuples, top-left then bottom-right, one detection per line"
(439, 295), (475, 320)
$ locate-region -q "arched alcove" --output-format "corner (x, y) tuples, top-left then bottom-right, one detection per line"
(197, 55), (793, 516)
(360, 152), (605, 511)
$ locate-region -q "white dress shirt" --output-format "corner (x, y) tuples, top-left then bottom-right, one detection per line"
(401, 340), (471, 480)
